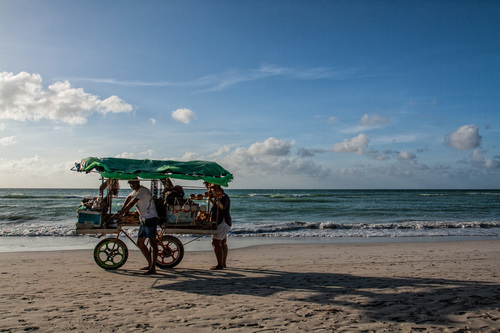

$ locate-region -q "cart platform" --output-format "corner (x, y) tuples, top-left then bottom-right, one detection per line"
(75, 223), (217, 235)
(75, 228), (119, 235)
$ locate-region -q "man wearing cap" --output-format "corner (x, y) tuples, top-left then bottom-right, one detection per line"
(118, 179), (158, 275)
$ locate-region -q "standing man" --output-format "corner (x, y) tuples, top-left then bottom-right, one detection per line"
(208, 185), (231, 270)
(118, 179), (158, 275)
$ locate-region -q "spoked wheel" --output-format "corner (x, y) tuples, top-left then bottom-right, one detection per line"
(156, 235), (184, 269)
(94, 238), (129, 270)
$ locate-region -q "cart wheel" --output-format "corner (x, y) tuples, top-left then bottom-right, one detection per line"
(156, 235), (184, 269)
(94, 238), (128, 270)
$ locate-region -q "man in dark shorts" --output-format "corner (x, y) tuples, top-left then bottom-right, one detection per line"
(118, 179), (158, 275)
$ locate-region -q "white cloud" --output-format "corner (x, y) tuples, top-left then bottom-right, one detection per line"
(114, 150), (153, 159)
(0, 136), (16, 146)
(0, 123), (4, 130)
(0, 156), (41, 173)
(172, 108), (196, 124)
(485, 159), (500, 169)
(470, 150), (500, 169)
(150, 118), (156, 125)
(0, 156), (97, 188)
(398, 150), (416, 161)
(333, 133), (369, 154)
(190, 138), (331, 184)
(0, 72), (133, 125)
(181, 152), (200, 161)
(115, 152), (135, 158)
(359, 113), (390, 127)
(340, 117), (392, 135)
(247, 137), (293, 156)
(222, 146), (330, 180)
(140, 149), (154, 157)
(209, 146), (231, 158)
(445, 124), (481, 150)
(365, 149), (417, 162)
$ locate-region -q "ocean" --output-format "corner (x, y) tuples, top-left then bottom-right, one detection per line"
(1, 188), (499, 252)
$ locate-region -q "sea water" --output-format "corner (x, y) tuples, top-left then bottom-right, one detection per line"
(0, 188), (499, 252)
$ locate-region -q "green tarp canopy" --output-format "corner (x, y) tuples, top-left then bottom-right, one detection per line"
(76, 157), (233, 186)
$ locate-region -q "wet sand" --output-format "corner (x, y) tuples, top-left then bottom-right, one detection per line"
(1, 240), (499, 332)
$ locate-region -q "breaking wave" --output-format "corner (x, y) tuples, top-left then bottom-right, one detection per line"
(2, 220), (500, 238)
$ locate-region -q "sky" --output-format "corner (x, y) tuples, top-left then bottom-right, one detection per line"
(0, 0), (499, 189)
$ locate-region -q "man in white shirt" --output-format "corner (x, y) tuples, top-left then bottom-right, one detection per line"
(118, 179), (158, 275)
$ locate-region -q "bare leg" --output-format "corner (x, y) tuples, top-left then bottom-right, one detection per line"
(148, 237), (158, 274)
(221, 238), (228, 268)
(137, 237), (151, 268)
(211, 238), (224, 269)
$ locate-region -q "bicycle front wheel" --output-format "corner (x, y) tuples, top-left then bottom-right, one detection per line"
(93, 238), (129, 270)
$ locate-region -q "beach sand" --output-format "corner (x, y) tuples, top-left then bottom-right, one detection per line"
(1, 240), (499, 332)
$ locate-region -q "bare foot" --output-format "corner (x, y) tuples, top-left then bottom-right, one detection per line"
(143, 270), (156, 275)
(210, 265), (223, 270)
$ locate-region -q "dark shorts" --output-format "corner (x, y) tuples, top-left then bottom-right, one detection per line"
(138, 218), (158, 239)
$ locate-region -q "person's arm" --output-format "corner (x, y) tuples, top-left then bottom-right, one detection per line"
(215, 198), (224, 210)
(211, 195), (228, 210)
(220, 195), (229, 210)
(209, 194), (223, 210)
(118, 197), (139, 217)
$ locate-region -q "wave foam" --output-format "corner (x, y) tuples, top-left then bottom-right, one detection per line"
(1, 220), (500, 238)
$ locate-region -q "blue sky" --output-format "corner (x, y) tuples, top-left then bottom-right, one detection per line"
(0, 0), (499, 189)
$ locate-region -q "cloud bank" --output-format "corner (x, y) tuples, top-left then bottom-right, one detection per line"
(0, 72), (133, 125)
(193, 137), (332, 184)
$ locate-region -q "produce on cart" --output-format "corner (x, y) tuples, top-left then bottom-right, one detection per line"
(72, 157), (233, 270)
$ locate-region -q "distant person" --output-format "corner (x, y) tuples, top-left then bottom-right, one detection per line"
(118, 179), (158, 275)
(164, 185), (185, 205)
(208, 184), (231, 270)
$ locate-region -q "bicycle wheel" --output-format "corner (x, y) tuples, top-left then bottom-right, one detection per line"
(156, 235), (184, 269)
(93, 238), (128, 270)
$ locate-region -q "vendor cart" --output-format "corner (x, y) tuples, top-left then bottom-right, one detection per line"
(73, 157), (233, 270)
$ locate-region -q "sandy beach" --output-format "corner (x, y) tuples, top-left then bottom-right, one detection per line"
(1, 240), (499, 332)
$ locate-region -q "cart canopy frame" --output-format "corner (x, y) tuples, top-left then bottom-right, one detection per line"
(75, 157), (233, 186)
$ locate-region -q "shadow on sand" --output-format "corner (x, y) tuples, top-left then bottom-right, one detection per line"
(124, 267), (500, 326)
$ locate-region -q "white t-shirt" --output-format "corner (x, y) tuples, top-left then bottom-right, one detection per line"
(129, 186), (158, 220)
